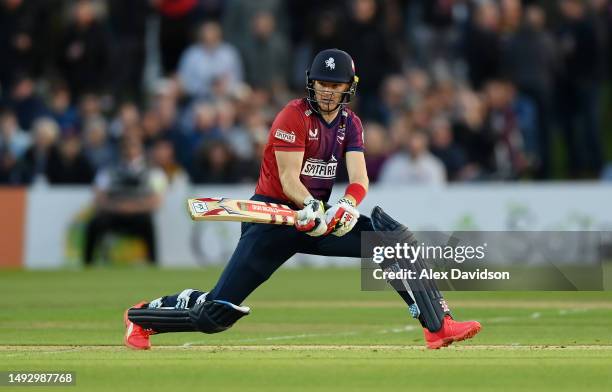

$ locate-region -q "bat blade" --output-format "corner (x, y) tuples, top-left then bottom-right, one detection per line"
(186, 197), (297, 225)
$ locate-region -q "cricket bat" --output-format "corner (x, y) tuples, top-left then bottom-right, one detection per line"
(186, 197), (298, 225)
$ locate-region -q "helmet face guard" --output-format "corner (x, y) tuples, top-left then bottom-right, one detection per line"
(305, 73), (359, 114)
(305, 49), (359, 114)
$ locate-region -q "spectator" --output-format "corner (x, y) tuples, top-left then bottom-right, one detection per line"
(556, 0), (605, 177)
(0, 145), (18, 184)
(46, 133), (94, 184)
(308, 8), (347, 55)
(429, 116), (468, 181)
(192, 139), (238, 183)
(49, 82), (79, 135)
(83, 136), (167, 265)
(0, 0), (609, 186)
(463, 0), (502, 89)
(83, 117), (115, 170)
(499, 0), (523, 35)
(483, 79), (528, 179)
(222, 0), (286, 47)
(452, 88), (495, 179)
(590, 0), (612, 79)
(155, 90), (180, 138)
(242, 111), (268, 143)
(501, 5), (557, 178)
(150, 137), (188, 186)
(109, 102), (141, 140)
(285, 0), (336, 45)
(379, 75), (409, 127)
(19, 117), (59, 183)
(379, 129), (446, 185)
(107, 0), (150, 100)
(149, 81), (191, 169)
(0, 108), (30, 183)
(0, 0), (34, 91)
(177, 20), (244, 101)
(141, 110), (164, 148)
(217, 100), (251, 160)
(123, 124), (145, 144)
(229, 110), (268, 176)
(153, 0), (200, 74)
(239, 11), (290, 91)
(78, 93), (105, 130)
(291, 8), (346, 89)
(409, 0), (463, 66)
(189, 102), (222, 145)
(0, 108), (30, 158)
(404, 68), (431, 109)
(345, 0), (402, 120)
(57, 0), (111, 98)
(8, 75), (48, 130)
(363, 122), (389, 183)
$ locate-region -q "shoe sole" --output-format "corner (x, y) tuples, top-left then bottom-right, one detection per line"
(427, 324), (482, 350)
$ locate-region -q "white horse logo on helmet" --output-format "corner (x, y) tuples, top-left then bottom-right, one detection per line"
(325, 57), (335, 70)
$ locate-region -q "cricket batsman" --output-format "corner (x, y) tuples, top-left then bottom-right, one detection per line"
(124, 49), (481, 350)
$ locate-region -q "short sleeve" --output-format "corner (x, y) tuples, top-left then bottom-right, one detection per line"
(346, 115), (365, 152)
(270, 106), (306, 151)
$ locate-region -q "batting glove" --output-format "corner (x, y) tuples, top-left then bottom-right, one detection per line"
(295, 196), (328, 236)
(324, 197), (360, 237)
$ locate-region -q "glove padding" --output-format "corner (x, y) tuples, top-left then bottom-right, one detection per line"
(324, 197), (360, 236)
(295, 196), (328, 236)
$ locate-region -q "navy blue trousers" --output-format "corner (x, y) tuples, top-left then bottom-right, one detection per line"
(205, 194), (373, 304)
(159, 195), (414, 308)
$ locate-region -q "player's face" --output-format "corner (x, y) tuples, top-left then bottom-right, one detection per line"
(313, 80), (350, 112)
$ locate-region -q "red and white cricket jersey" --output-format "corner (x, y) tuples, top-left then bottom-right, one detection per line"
(255, 98), (365, 205)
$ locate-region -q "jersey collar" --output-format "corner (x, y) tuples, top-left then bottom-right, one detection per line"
(317, 109), (342, 128)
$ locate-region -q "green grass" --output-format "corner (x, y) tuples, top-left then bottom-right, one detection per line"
(1, 267), (612, 391)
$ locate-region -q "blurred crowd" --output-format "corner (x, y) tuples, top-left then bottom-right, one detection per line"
(1, 0), (612, 188)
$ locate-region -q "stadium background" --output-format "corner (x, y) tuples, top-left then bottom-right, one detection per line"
(1, 0), (612, 268)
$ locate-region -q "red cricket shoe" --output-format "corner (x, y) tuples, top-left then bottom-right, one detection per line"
(423, 315), (481, 349)
(124, 301), (154, 350)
